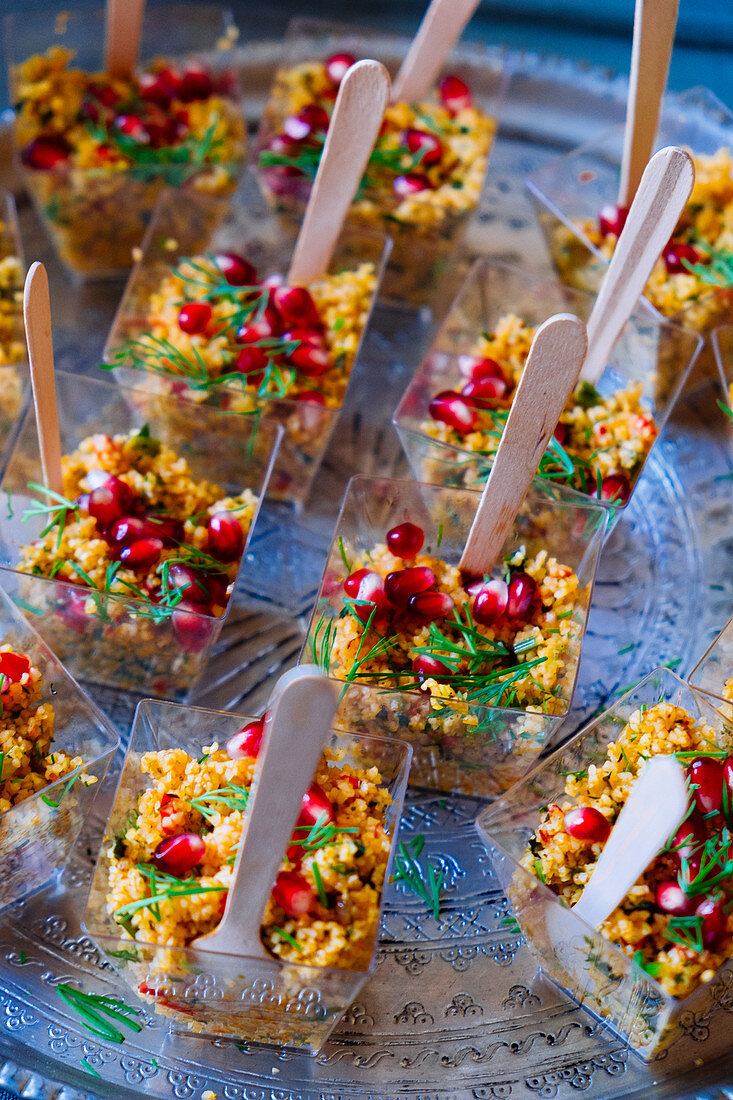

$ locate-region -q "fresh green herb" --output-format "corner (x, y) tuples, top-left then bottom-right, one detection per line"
(436, 523), (444, 547)
(18, 950), (26, 964)
(666, 913), (705, 953)
(128, 423), (161, 456)
(618, 643), (635, 655)
(499, 915), (521, 934)
(683, 244), (733, 288)
(716, 398), (733, 421)
(80, 1058), (102, 1079)
(391, 834), (444, 920)
(185, 783), (250, 821)
(57, 983), (143, 1043)
(290, 809), (358, 856)
(575, 381), (603, 409)
(41, 773), (77, 808)
(271, 925), (302, 951)
(337, 536), (352, 573)
(632, 949), (661, 977)
(114, 864), (227, 919)
(311, 861), (328, 907)
(533, 858), (546, 884)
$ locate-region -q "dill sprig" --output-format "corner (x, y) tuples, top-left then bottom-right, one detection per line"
(22, 483), (81, 550)
(271, 925), (302, 951)
(666, 913), (705, 953)
(290, 809), (358, 857)
(114, 863), (226, 920)
(185, 783), (249, 821)
(391, 834), (444, 920)
(85, 111), (228, 188)
(57, 983), (143, 1043)
(683, 243), (733, 288)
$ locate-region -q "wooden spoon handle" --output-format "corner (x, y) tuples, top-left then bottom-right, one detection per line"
(288, 60), (390, 287)
(582, 146), (694, 384)
(391, 0), (481, 103)
(105, 0), (145, 78)
(23, 263), (63, 499)
(618, 0), (679, 207)
(458, 314), (587, 578)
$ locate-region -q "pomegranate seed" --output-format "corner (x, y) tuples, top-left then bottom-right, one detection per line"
(88, 476), (134, 527)
(598, 202), (629, 238)
(697, 896), (726, 948)
(178, 64), (213, 102)
(393, 173), (433, 197)
(107, 516), (150, 548)
(429, 390), (477, 433)
(412, 654), (452, 681)
(153, 832), (205, 876)
(272, 871), (314, 918)
(462, 375), (507, 407)
(172, 600), (215, 652)
(289, 343), (331, 377)
(408, 590), (454, 621)
(0, 652), (31, 688)
(88, 81), (119, 108)
(663, 242), (700, 275)
(600, 473), (631, 504)
(564, 806), (610, 842)
(553, 422), (566, 446)
(457, 355), (505, 382)
(206, 513), (244, 563)
(266, 132), (302, 159)
(723, 757), (733, 819)
(506, 572), (536, 618)
(472, 578), (509, 624)
(386, 522), (424, 558)
(687, 757), (724, 816)
(298, 783), (334, 828)
(438, 74), (473, 114)
(344, 568), (370, 597)
(56, 588), (90, 633)
(213, 252), (257, 286)
(235, 346), (268, 375)
(115, 113), (148, 141)
(178, 302), (212, 334)
(237, 308), (282, 342)
(283, 327), (325, 348)
(271, 286), (321, 328)
(226, 718), (264, 759)
(138, 72), (172, 107)
(325, 52), (356, 86)
(119, 536), (163, 571)
(671, 814), (707, 866)
(21, 135), (70, 169)
(384, 566), (435, 608)
(656, 881), (695, 916)
(156, 67), (183, 97)
(404, 128), (443, 165)
(159, 792), (183, 835)
(352, 571), (388, 623)
(143, 514), (184, 547)
(283, 105), (330, 142)
(168, 563), (212, 606)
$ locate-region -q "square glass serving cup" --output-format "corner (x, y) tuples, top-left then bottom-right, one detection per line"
(527, 88), (733, 386)
(5, 4), (246, 281)
(104, 182), (391, 508)
(301, 475), (607, 797)
(476, 668), (733, 1063)
(688, 614), (733, 718)
(252, 17), (507, 309)
(83, 697), (411, 1054)
(0, 581), (117, 911)
(0, 191), (28, 472)
(394, 257), (702, 515)
(0, 371), (281, 700)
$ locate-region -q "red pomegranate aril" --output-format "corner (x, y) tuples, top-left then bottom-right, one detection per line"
(429, 390), (477, 434)
(272, 286), (321, 328)
(598, 202), (629, 238)
(472, 578), (509, 625)
(687, 757), (725, 816)
(88, 476), (134, 527)
(723, 757), (733, 819)
(671, 814), (707, 865)
(696, 896), (726, 949)
(273, 871), (314, 918)
(461, 375), (507, 406)
(158, 792), (183, 835)
(138, 72), (172, 106)
(564, 806), (610, 842)
(143, 514), (184, 547)
(0, 652), (31, 688)
(553, 422), (566, 446)
(172, 600), (215, 652)
(385, 566), (435, 609)
(283, 105), (330, 143)
(213, 252), (257, 286)
(235, 346), (268, 375)
(506, 572), (536, 618)
(21, 135), (70, 170)
(283, 327), (324, 348)
(325, 52), (356, 86)
(438, 74), (473, 114)
(115, 113), (148, 141)
(353, 571), (388, 623)
(408, 590), (454, 621)
(386, 521), (425, 559)
(298, 783), (334, 828)
(226, 718), (264, 759)
(153, 832), (205, 876)
(404, 128), (443, 165)
(178, 302), (212, 334)
(600, 473), (631, 504)
(119, 537), (163, 572)
(412, 654), (452, 681)
(168, 563), (211, 605)
(656, 880), (696, 916)
(207, 513), (244, 563)
(237, 308), (282, 342)
(290, 343), (331, 377)
(179, 64), (213, 102)
(266, 132), (301, 159)
(663, 242), (700, 275)
(107, 515), (148, 547)
(394, 173), (433, 197)
(344, 567), (371, 597)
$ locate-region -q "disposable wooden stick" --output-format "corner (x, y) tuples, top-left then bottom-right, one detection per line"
(192, 666), (338, 958)
(618, 0), (679, 207)
(458, 315), (587, 578)
(105, 0), (145, 78)
(581, 145), (694, 384)
(391, 0), (481, 103)
(288, 60), (390, 287)
(23, 262), (63, 499)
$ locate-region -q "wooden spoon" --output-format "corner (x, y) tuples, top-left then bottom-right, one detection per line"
(191, 665), (338, 958)
(618, 0), (680, 208)
(23, 262), (63, 499)
(288, 60), (390, 287)
(105, 0), (145, 78)
(581, 145), (694, 384)
(390, 0), (481, 104)
(458, 314), (587, 578)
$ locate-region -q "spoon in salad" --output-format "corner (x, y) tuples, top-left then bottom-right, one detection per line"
(391, 0), (481, 104)
(23, 262), (63, 498)
(105, 0), (145, 78)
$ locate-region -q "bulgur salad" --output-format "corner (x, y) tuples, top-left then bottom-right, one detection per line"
(524, 699), (733, 1000)
(0, 219), (25, 447)
(420, 313), (657, 504)
(106, 723), (392, 971)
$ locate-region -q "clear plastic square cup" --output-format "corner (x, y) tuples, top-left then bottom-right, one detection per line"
(0, 582), (117, 910)
(5, 4), (246, 280)
(253, 17), (507, 308)
(526, 88), (733, 387)
(394, 256), (702, 515)
(476, 668), (733, 1063)
(689, 613), (733, 718)
(301, 475), (607, 797)
(104, 180), (391, 507)
(83, 698), (411, 1053)
(0, 191), (28, 472)
(0, 371), (281, 699)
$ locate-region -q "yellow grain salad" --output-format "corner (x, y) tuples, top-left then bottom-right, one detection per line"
(105, 739), (392, 970)
(523, 699), (733, 1000)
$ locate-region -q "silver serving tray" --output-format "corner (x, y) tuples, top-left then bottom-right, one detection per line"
(0, 35), (731, 1100)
